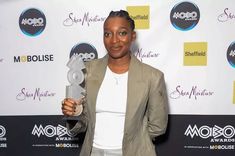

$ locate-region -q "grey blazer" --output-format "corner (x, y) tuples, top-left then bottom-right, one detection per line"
(67, 54), (168, 156)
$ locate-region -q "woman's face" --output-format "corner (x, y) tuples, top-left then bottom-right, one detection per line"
(103, 17), (136, 59)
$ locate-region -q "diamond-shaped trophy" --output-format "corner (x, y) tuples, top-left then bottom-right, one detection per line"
(64, 54), (86, 120)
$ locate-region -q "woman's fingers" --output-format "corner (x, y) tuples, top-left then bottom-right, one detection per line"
(61, 98), (84, 116)
(62, 98), (75, 115)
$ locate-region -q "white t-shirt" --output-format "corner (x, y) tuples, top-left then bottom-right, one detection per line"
(93, 67), (128, 149)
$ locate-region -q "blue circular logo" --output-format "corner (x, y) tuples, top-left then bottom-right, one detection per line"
(19, 8), (46, 36)
(70, 43), (98, 62)
(227, 42), (235, 68)
(170, 2), (200, 31)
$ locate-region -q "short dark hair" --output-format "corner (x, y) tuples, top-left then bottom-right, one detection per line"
(106, 10), (135, 30)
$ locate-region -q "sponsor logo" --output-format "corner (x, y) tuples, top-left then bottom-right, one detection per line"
(32, 124), (75, 138)
(184, 145), (234, 150)
(134, 48), (160, 62)
(31, 124), (78, 148)
(210, 145), (234, 150)
(170, 2), (200, 31)
(63, 12), (106, 27)
(0, 125), (7, 148)
(184, 124), (235, 150)
(185, 125), (235, 139)
(127, 6), (150, 29)
(70, 43), (98, 62)
(32, 143), (79, 148)
(16, 88), (56, 101)
(227, 41), (235, 68)
(14, 54), (54, 63)
(170, 85), (214, 100)
(0, 143), (7, 148)
(19, 8), (46, 36)
(184, 42), (207, 66)
(218, 8), (235, 22)
(0, 125), (6, 138)
(55, 143), (79, 148)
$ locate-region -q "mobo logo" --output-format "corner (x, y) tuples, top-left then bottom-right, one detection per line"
(185, 125), (235, 139)
(227, 41), (235, 68)
(170, 1), (200, 31)
(0, 125), (6, 138)
(19, 8), (46, 36)
(32, 124), (75, 138)
(70, 43), (98, 62)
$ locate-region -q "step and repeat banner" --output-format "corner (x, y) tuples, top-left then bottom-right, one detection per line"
(0, 0), (235, 155)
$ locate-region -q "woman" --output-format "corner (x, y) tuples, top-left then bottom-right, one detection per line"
(61, 10), (168, 156)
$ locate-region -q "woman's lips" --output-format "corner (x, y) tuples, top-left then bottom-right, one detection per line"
(111, 45), (122, 51)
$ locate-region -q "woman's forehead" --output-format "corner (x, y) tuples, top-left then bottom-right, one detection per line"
(104, 17), (131, 29)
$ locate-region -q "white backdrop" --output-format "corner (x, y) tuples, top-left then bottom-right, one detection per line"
(0, 0), (235, 116)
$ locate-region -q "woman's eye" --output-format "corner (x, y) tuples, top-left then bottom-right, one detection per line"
(119, 31), (127, 36)
(104, 32), (111, 37)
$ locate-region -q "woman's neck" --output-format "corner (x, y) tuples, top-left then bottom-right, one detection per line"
(108, 55), (131, 74)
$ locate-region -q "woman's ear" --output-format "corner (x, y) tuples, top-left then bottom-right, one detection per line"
(131, 31), (136, 41)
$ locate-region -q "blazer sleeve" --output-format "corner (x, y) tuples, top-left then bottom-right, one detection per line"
(66, 103), (88, 135)
(147, 70), (168, 140)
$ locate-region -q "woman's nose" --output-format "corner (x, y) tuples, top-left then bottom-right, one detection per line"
(111, 34), (119, 43)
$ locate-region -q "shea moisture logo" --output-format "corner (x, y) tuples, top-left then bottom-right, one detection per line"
(0, 125), (7, 148)
(63, 12), (106, 27)
(170, 2), (200, 31)
(170, 85), (214, 100)
(134, 48), (160, 62)
(218, 8), (235, 22)
(16, 88), (56, 101)
(32, 124), (78, 148)
(19, 8), (46, 36)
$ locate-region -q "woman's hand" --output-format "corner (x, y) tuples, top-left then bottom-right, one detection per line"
(61, 98), (83, 116)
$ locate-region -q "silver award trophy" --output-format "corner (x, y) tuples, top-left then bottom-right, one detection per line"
(64, 54), (86, 120)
